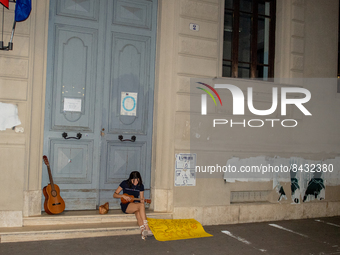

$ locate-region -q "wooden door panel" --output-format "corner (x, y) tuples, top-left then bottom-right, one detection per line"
(57, 0), (100, 21)
(104, 142), (146, 184)
(59, 189), (97, 210)
(49, 139), (94, 184)
(44, 0), (156, 211)
(43, 0), (103, 211)
(99, 141), (147, 206)
(41, 139), (96, 210)
(51, 25), (98, 131)
(113, 0), (152, 29)
(108, 33), (151, 134)
(98, 0), (156, 208)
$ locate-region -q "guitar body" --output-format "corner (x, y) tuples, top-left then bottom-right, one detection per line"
(42, 186), (51, 215)
(121, 194), (135, 204)
(42, 155), (65, 215)
(43, 183), (65, 215)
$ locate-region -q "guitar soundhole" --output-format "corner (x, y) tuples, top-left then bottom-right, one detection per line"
(51, 190), (57, 197)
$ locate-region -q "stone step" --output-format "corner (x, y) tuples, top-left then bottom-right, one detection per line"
(23, 210), (173, 226)
(1, 211), (172, 243)
(0, 222), (140, 243)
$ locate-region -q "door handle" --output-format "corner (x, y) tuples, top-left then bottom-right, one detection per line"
(62, 132), (82, 140)
(118, 135), (136, 142)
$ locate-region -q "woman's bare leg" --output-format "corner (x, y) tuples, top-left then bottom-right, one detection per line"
(126, 203), (150, 230)
(126, 203), (148, 239)
(134, 210), (143, 227)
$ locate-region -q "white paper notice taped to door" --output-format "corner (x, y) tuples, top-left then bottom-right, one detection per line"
(121, 92), (137, 116)
(63, 98), (82, 112)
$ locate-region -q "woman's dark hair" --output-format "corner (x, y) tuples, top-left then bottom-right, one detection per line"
(127, 171), (143, 188)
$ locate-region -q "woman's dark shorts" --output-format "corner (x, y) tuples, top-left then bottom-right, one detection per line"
(120, 202), (129, 214)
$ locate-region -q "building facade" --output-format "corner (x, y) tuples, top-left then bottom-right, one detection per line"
(0, 0), (339, 227)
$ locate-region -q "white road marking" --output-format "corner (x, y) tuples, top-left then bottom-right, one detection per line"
(221, 230), (251, 245)
(268, 224), (309, 238)
(221, 230), (266, 252)
(315, 219), (340, 228)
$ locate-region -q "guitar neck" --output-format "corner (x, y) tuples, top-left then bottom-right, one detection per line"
(46, 165), (56, 191)
(133, 198), (143, 201)
(132, 197), (151, 204)
(43, 156), (56, 192)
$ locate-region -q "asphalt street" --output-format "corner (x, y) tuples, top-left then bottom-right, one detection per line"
(0, 216), (339, 255)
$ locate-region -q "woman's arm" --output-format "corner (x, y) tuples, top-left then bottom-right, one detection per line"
(113, 186), (131, 201)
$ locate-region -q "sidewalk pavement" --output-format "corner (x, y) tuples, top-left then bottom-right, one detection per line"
(0, 216), (339, 255)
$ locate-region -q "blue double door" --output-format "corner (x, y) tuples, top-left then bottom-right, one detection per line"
(42, 0), (157, 210)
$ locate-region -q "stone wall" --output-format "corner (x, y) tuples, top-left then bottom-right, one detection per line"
(0, 1), (49, 227)
(153, 0), (340, 224)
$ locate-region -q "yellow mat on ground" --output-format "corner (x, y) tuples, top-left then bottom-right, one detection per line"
(147, 218), (213, 241)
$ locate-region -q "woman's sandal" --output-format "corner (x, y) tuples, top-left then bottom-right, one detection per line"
(140, 225), (148, 240)
(143, 220), (154, 236)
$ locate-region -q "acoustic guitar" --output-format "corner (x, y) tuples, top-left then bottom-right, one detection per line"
(42, 155), (65, 214)
(121, 193), (151, 204)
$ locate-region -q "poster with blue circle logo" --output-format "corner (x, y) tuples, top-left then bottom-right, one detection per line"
(120, 92), (137, 116)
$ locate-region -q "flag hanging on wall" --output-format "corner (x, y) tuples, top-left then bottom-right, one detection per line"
(0, 0), (9, 9)
(15, 0), (31, 22)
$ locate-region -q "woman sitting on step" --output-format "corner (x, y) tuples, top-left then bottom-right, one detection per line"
(113, 171), (153, 240)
